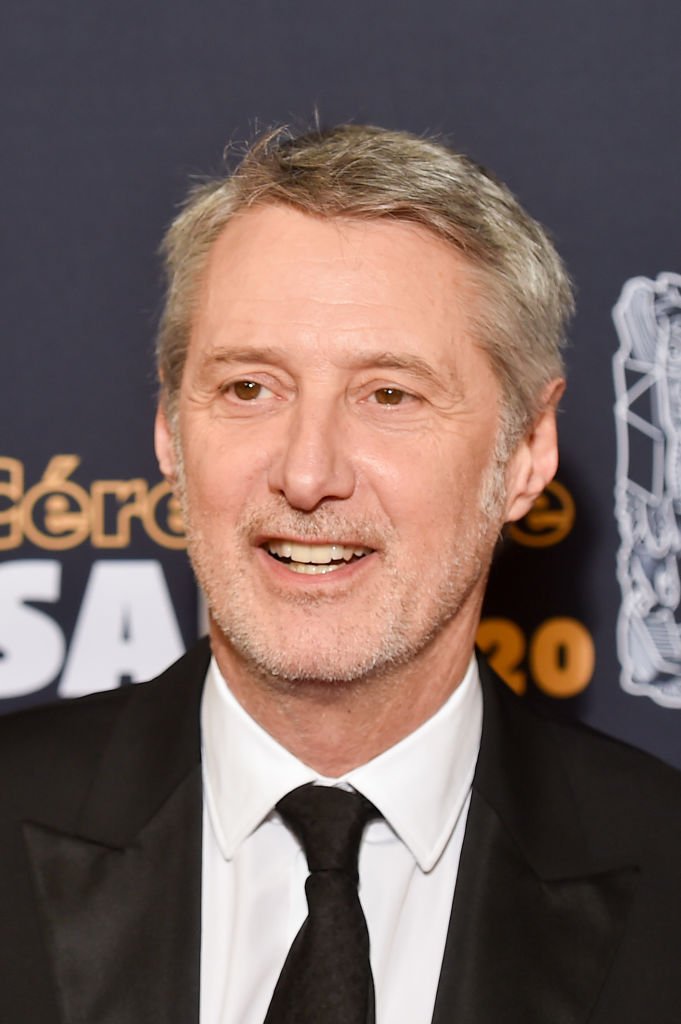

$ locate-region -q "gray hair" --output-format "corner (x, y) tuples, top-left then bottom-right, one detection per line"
(157, 124), (573, 444)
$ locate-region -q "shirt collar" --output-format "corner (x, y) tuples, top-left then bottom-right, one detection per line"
(201, 656), (482, 872)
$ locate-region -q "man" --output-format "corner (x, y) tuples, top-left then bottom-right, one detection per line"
(1, 125), (680, 1023)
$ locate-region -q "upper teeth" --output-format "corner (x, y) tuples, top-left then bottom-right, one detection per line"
(267, 540), (371, 565)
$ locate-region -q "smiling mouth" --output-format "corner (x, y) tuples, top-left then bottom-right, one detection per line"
(264, 540), (373, 575)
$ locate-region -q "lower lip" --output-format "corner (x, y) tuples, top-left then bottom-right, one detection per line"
(255, 546), (376, 585)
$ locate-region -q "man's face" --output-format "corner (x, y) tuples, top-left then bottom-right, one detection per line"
(157, 205), (532, 686)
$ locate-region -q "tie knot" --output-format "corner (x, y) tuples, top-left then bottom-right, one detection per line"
(277, 784), (378, 879)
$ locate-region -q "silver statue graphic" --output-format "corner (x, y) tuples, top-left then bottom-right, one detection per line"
(613, 272), (681, 707)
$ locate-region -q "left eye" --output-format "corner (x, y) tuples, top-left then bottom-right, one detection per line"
(372, 387), (407, 406)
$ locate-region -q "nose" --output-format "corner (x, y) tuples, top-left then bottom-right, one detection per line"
(267, 397), (356, 511)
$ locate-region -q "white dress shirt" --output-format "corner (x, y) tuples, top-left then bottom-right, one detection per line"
(199, 656), (482, 1024)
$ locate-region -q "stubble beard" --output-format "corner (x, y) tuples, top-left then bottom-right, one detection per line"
(173, 435), (508, 688)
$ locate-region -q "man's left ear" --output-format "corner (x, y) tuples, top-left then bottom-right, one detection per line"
(504, 379), (565, 523)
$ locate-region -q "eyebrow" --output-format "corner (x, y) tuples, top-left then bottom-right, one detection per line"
(202, 345), (454, 390)
(203, 346), (291, 368)
(356, 351), (448, 387)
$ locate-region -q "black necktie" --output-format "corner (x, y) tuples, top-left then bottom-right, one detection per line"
(264, 783), (379, 1024)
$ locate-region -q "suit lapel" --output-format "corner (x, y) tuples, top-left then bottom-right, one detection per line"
(432, 660), (639, 1024)
(23, 641), (210, 1024)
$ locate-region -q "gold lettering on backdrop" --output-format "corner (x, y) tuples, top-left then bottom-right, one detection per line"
(0, 456), (186, 550)
(143, 480), (187, 550)
(91, 479), (148, 547)
(529, 618), (595, 697)
(477, 479), (594, 697)
(23, 456), (91, 550)
(0, 457), (25, 549)
(476, 618), (527, 695)
(476, 617), (595, 698)
(507, 480), (575, 547)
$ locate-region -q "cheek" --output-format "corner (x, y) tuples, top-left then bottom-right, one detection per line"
(362, 441), (470, 529)
(180, 430), (266, 517)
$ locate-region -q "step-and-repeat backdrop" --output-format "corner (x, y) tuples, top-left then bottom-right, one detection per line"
(2, 0), (680, 769)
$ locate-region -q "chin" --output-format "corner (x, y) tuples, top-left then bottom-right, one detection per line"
(208, 596), (449, 688)
(213, 623), (391, 685)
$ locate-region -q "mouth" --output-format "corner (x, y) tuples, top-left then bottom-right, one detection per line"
(262, 539), (374, 575)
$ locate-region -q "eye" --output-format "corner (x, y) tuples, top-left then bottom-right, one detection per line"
(230, 380), (269, 401)
(372, 387), (407, 406)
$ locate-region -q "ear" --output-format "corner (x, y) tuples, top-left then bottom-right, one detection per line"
(504, 379), (565, 523)
(154, 402), (178, 486)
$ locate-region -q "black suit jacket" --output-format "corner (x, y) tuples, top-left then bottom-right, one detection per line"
(1, 639), (680, 1023)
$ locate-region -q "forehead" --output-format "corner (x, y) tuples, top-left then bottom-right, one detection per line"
(190, 204), (484, 366)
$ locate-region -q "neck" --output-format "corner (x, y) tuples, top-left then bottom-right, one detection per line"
(209, 613), (480, 776)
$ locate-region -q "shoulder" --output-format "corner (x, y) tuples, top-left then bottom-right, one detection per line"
(477, 656), (681, 857)
(480, 654), (681, 785)
(0, 639), (210, 821)
(543, 702), (681, 845)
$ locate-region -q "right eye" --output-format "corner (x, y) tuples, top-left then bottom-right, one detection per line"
(229, 380), (270, 401)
